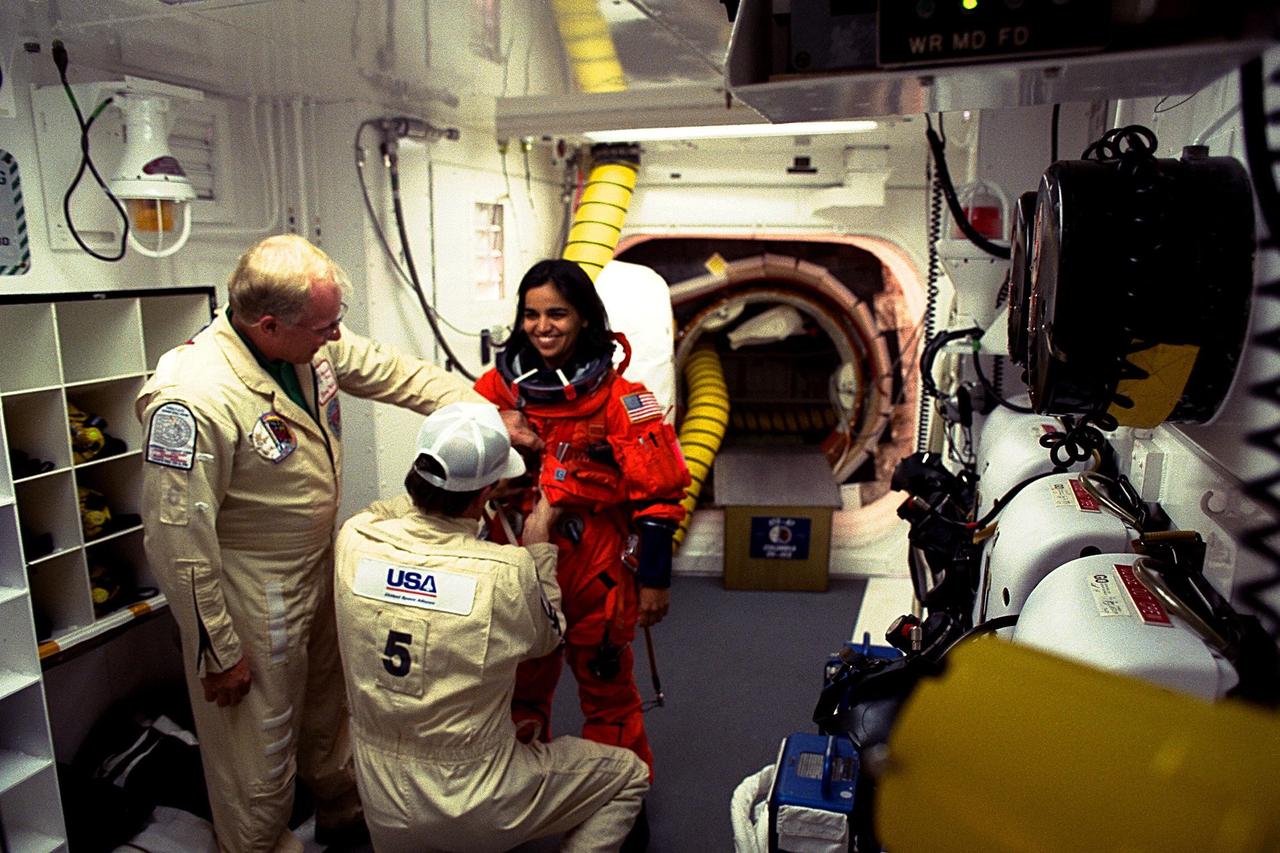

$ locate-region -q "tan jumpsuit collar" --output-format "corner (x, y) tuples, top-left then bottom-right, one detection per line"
(208, 313), (331, 451)
(344, 499), (483, 553)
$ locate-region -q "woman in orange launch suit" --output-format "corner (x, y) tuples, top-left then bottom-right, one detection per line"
(475, 259), (690, 794)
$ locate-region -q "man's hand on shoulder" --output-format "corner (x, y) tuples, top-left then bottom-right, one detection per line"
(202, 656), (252, 707)
(500, 409), (544, 453)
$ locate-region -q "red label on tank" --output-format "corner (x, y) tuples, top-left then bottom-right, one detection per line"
(1069, 478), (1101, 512)
(1115, 565), (1172, 626)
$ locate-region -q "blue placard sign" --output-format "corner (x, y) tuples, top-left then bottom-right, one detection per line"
(749, 516), (812, 560)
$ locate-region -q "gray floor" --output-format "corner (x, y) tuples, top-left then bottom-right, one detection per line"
(512, 575), (867, 852)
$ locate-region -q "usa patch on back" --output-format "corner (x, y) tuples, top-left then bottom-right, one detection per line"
(621, 391), (662, 423)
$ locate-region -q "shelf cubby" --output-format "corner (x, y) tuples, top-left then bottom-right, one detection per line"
(0, 684), (54, 790)
(14, 473), (80, 561)
(0, 304), (61, 393)
(142, 291), (216, 369)
(0, 505), (21, 594)
(0, 762), (65, 851)
(0, 596), (40, 701)
(54, 298), (146, 384)
(84, 530), (154, 619)
(3, 391), (72, 480)
(27, 552), (94, 642)
(76, 456), (143, 542)
(65, 376), (147, 465)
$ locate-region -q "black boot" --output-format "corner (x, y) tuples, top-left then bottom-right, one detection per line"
(621, 801), (649, 853)
(315, 814), (370, 850)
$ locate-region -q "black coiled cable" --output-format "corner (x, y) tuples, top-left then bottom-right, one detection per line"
(1237, 55), (1280, 637)
(1038, 412), (1117, 468)
(53, 40), (130, 262)
(917, 152), (945, 452)
(1081, 124), (1158, 163)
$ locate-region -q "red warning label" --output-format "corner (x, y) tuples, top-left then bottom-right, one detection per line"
(1115, 564), (1172, 626)
(1070, 478), (1101, 513)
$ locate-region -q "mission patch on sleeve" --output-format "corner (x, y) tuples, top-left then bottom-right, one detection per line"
(146, 402), (197, 470)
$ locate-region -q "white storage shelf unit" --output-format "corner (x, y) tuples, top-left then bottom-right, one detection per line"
(0, 289), (214, 658)
(0, 288), (213, 850)
(1, 502), (64, 851)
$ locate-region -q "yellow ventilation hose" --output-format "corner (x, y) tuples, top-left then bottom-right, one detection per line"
(563, 155), (637, 281)
(674, 346), (729, 549)
(551, 0), (627, 94)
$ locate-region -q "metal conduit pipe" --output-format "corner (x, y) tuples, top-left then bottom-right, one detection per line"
(562, 151), (638, 281)
(674, 346), (729, 549)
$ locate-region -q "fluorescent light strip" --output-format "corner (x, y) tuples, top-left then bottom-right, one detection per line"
(583, 119), (879, 143)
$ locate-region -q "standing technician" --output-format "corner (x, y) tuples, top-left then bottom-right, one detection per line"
(136, 234), (519, 852)
(334, 402), (649, 851)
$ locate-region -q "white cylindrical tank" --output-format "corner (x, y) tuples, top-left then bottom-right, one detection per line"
(973, 408), (1089, 517)
(973, 472), (1134, 625)
(1012, 553), (1238, 700)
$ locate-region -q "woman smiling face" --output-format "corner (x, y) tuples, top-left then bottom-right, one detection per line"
(521, 281), (586, 369)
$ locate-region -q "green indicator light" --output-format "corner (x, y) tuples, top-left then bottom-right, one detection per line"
(962, 0), (978, 8)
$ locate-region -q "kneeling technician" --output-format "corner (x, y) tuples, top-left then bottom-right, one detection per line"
(334, 402), (650, 852)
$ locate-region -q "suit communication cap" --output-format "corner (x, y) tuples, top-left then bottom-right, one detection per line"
(414, 402), (525, 492)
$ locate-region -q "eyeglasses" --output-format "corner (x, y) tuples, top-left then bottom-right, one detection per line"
(301, 301), (346, 336)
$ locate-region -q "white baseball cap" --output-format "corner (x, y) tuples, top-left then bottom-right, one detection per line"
(414, 402), (525, 492)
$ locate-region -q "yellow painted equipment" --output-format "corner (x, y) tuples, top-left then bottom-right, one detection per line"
(877, 640), (1280, 853)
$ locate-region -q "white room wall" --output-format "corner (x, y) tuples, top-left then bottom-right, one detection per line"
(329, 113), (567, 521)
(0, 57), (261, 299)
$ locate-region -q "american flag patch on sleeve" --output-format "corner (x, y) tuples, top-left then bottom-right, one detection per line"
(621, 392), (663, 423)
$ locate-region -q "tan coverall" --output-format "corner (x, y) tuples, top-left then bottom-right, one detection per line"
(334, 495), (649, 853)
(136, 312), (479, 853)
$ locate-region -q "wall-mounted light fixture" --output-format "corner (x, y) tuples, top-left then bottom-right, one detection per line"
(109, 79), (203, 258)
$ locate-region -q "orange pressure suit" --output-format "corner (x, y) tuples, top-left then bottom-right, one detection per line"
(475, 339), (689, 773)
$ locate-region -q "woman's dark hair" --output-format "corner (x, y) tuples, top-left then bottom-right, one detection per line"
(404, 454), (483, 517)
(505, 259), (614, 365)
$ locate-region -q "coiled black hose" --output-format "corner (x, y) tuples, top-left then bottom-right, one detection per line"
(1237, 55), (1280, 636)
(917, 153), (945, 452)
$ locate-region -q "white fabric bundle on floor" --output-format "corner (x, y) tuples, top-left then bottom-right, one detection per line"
(731, 764), (774, 853)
